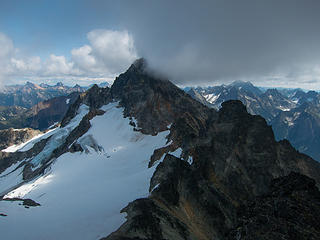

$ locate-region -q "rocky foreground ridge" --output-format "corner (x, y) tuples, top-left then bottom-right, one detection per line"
(61, 59), (320, 239)
(0, 59), (319, 239)
(101, 59), (320, 239)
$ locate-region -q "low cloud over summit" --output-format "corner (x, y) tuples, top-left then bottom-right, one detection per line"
(1, 0), (320, 89)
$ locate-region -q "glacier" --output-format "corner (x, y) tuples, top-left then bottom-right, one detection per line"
(0, 102), (170, 240)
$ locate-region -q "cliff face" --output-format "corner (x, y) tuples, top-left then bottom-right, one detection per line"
(104, 101), (320, 240)
(100, 60), (320, 240)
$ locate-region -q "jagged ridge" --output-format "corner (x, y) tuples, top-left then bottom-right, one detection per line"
(0, 59), (319, 240)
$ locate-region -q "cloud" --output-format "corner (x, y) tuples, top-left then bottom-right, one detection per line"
(106, 0), (320, 89)
(0, 32), (16, 87)
(10, 56), (41, 73)
(3, 0), (320, 89)
(0, 32), (14, 59)
(0, 30), (138, 85)
(71, 29), (137, 75)
(44, 54), (75, 75)
(71, 45), (97, 72)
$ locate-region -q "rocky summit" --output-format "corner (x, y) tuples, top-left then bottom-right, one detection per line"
(0, 59), (319, 240)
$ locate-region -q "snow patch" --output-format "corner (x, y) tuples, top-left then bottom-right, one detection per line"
(187, 156), (193, 165)
(284, 116), (294, 126)
(170, 147), (182, 158)
(0, 102), (170, 240)
(150, 183), (160, 193)
(204, 93), (220, 104)
(277, 106), (291, 111)
(47, 122), (59, 129)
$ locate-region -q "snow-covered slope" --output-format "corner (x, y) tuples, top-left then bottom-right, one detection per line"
(0, 102), (170, 240)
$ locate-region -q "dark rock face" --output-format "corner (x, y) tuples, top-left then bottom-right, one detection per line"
(104, 94), (320, 240)
(110, 58), (210, 135)
(61, 85), (111, 127)
(227, 172), (320, 240)
(94, 61), (320, 240)
(2, 197), (41, 207)
(63, 58), (210, 137)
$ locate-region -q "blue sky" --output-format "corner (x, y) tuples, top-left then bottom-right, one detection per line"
(1, 0), (320, 89)
(0, 0), (137, 86)
(0, 0), (120, 56)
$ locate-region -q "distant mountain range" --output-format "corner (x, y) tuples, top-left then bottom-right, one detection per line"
(0, 81), (112, 131)
(0, 81), (86, 108)
(186, 81), (320, 161)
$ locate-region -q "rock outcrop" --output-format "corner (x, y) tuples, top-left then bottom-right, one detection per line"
(100, 60), (320, 240)
(0, 128), (41, 150)
(227, 172), (320, 240)
(104, 100), (320, 240)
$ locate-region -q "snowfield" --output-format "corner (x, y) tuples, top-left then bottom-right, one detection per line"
(0, 102), (170, 240)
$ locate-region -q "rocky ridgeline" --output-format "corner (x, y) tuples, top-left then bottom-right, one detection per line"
(100, 59), (320, 240)
(104, 99), (320, 240)
(1, 59), (319, 239)
(62, 59), (210, 136)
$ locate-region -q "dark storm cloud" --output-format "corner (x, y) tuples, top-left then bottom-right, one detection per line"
(1, 0), (320, 88)
(109, 0), (320, 86)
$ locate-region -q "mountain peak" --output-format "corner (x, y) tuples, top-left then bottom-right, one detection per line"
(126, 58), (148, 74)
(25, 81), (37, 87)
(264, 88), (284, 98)
(228, 80), (262, 96)
(218, 100), (248, 122)
(230, 80), (253, 87)
(132, 58), (147, 69)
